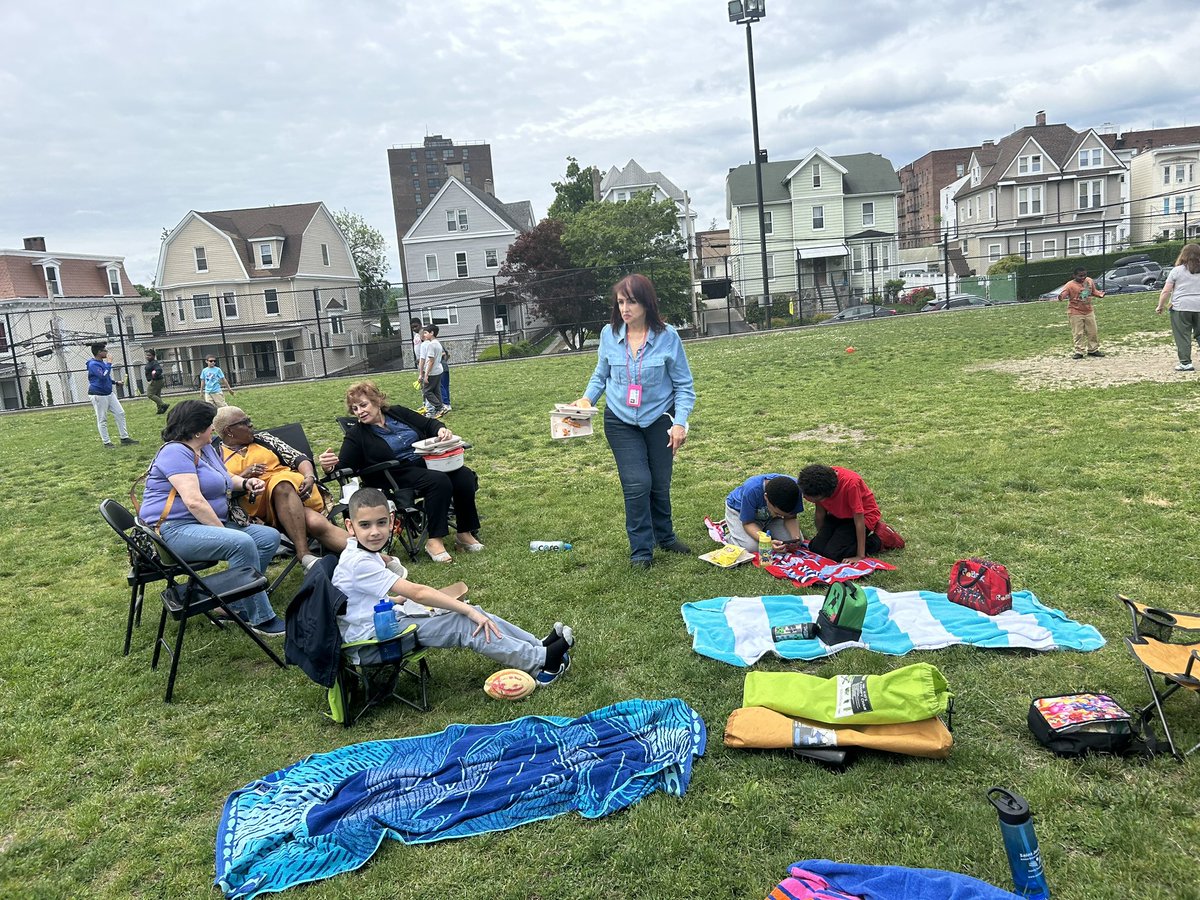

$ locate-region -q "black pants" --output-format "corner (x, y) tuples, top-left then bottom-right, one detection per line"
(808, 514), (881, 562)
(368, 461), (480, 538)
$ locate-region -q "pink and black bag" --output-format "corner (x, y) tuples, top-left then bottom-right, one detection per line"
(947, 558), (1012, 616)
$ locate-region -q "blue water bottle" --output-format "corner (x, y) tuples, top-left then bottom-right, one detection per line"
(988, 787), (1050, 899)
(373, 598), (401, 661)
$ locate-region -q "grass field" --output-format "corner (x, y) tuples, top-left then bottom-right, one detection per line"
(3, 293), (1200, 899)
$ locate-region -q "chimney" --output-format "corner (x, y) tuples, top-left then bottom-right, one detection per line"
(445, 162), (465, 182)
(982, 140), (994, 147)
(1035, 110), (1046, 127)
(483, 178), (494, 197)
(23, 236), (46, 252)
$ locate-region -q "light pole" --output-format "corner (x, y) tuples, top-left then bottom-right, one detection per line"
(729, 0), (770, 329)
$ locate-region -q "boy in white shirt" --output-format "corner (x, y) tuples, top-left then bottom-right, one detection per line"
(417, 325), (446, 417)
(332, 488), (573, 684)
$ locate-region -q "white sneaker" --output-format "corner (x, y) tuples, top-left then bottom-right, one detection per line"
(1176, 362), (1194, 372)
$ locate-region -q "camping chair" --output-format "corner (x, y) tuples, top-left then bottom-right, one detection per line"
(332, 416), (429, 561)
(286, 556), (431, 725)
(1118, 594), (1200, 643)
(254, 421), (343, 594)
(1120, 595), (1200, 759)
(100, 498), (217, 656)
(100, 499), (285, 702)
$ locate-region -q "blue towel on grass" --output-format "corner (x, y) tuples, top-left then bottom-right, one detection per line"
(215, 699), (706, 899)
(774, 859), (1019, 898)
(682, 588), (1105, 667)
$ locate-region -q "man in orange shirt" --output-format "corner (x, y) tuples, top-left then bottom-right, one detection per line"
(1058, 266), (1105, 359)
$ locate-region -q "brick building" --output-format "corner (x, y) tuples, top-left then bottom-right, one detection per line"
(896, 146), (978, 249)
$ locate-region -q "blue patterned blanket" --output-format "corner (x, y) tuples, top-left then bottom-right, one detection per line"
(215, 699), (707, 899)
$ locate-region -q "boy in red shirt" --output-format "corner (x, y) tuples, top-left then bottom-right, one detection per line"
(797, 464), (904, 562)
(1058, 266), (1105, 359)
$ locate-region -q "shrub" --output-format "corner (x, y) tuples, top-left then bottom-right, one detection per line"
(988, 254), (1026, 276)
(900, 286), (936, 306)
(478, 340), (537, 362)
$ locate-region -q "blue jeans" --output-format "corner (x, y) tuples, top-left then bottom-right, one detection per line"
(603, 409), (677, 561)
(159, 520), (280, 625)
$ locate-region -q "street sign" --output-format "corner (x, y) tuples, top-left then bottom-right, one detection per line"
(494, 317), (506, 332)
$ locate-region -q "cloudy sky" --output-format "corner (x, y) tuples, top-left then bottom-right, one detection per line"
(1, 0), (1194, 285)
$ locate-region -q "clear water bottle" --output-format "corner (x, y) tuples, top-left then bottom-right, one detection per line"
(757, 530), (773, 564)
(530, 540), (572, 551)
(373, 598), (401, 661)
(987, 787), (1050, 899)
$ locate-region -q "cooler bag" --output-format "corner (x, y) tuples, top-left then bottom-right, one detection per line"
(947, 558), (1012, 615)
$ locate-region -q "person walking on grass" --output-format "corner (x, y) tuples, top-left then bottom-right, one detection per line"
(1156, 243), (1200, 372)
(1058, 266), (1105, 359)
(143, 348), (169, 415)
(87, 342), (137, 449)
(199, 355), (234, 407)
(417, 324), (446, 417)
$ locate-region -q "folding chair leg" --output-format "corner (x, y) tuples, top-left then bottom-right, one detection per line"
(163, 615), (189, 703)
(268, 556), (301, 597)
(151, 607), (169, 669)
(1139, 670), (1182, 760)
(124, 584), (141, 656)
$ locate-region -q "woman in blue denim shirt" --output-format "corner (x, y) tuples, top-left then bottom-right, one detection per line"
(573, 274), (696, 569)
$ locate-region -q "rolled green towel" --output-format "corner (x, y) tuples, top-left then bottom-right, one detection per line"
(742, 662), (951, 725)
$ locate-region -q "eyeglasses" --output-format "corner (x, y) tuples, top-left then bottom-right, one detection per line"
(206, 359), (216, 363)
(229, 418), (252, 429)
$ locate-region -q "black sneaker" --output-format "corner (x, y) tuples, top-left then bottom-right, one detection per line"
(157, 405), (170, 415)
(251, 616), (286, 638)
(535, 651), (571, 687)
(660, 540), (692, 555)
(631, 558), (653, 570)
(1071, 352), (1084, 359)
(103, 442), (115, 449)
(120, 437), (139, 445)
(1087, 350), (1105, 357)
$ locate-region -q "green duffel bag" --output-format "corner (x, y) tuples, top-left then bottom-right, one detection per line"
(742, 662), (952, 725)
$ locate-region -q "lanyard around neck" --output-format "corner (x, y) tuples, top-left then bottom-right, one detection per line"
(625, 328), (646, 386)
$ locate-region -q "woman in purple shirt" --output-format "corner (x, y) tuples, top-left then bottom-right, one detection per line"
(139, 400), (284, 635)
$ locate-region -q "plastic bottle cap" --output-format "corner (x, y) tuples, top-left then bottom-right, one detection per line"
(374, 598), (393, 612)
(987, 787), (1031, 824)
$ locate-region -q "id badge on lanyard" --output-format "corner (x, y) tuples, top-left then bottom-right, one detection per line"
(625, 336), (644, 408)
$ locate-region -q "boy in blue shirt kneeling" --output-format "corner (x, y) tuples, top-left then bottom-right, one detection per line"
(724, 474), (804, 552)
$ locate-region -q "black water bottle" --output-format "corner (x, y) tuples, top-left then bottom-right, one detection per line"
(987, 787), (1049, 899)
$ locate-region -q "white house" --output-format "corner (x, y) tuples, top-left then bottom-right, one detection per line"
(1128, 143), (1200, 244)
(600, 159), (698, 265)
(401, 175), (535, 344)
(0, 237), (152, 409)
(155, 201), (363, 385)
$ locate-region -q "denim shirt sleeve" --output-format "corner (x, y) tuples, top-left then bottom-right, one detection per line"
(663, 327), (696, 427)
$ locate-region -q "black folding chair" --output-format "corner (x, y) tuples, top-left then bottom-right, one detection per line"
(100, 498), (217, 656)
(100, 499), (285, 702)
(333, 416), (429, 560)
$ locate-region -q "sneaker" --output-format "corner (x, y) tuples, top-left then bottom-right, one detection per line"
(1176, 362), (1195, 372)
(103, 442), (115, 449)
(874, 521), (906, 550)
(443, 404), (452, 412)
(1071, 352), (1084, 359)
(659, 539), (692, 555)
(1087, 350), (1105, 357)
(120, 437), (139, 445)
(300, 554), (320, 571)
(251, 616), (286, 638)
(157, 404), (170, 415)
(535, 651), (571, 687)
(631, 558), (652, 570)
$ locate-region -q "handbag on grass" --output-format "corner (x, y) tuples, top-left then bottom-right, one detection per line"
(816, 581), (867, 644)
(1027, 693), (1135, 757)
(948, 558), (1012, 615)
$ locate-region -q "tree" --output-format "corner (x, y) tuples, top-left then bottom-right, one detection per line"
(561, 192), (691, 324)
(547, 157), (599, 221)
(135, 283), (164, 334)
(500, 219), (599, 351)
(44, 381), (54, 406)
(988, 254), (1026, 276)
(333, 209), (393, 333)
(25, 377), (43, 408)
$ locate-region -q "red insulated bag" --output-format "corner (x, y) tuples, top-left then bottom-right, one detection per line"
(948, 558), (1012, 615)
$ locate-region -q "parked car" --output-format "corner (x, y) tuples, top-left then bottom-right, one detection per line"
(1096, 263), (1159, 293)
(816, 304), (899, 325)
(919, 293), (991, 312)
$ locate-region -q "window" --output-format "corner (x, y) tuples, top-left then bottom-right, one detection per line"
(1017, 186), (1043, 216)
(812, 205), (824, 230)
(222, 291), (238, 318)
(1042, 239), (1057, 258)
(1176, 164), (1188, 183)
(425, 254), (439, 280)
(192, 293), (213, 320)
(176, 298), (186, 322)
(258, 243), (273, 267)
(104, 315), (119, 336)
(282, 339), (296, 363)
(851, 246), (863, 273)
(410, 149), (417, 161)
(956, 163), (965, 177)
(420, 306), (459, 326)
(1084, 233), (1100, 253)
(1078, 180), (1103, 209)
(44, 265), (62, 297)
(966, 199), (973, 220)
(427, 179), (440, 190)
(330, 316), (345, 335)
(879, 243), (891, 269)
(0, 322), (7, 352)
(1079, 148), (1102, 168)
(194, 247), (208, 272)
(446, 209), (468, 232)
(1018, 153), (1043, 175)
(484, 248), (499, 268)
(988, 191), (995, 219)
(455, 251), (468, 278)
(1018, 241), (1030, 257)
(1068, 236), (1082, 254)
(106, 266), (122, 296)
(988, 243), (1002, 263)
(762, 210), (773, 235)
(264, 288), (279, 316)
(702, 264), (715, 279)
(861, 202), (874, 226)
(321, 243), (330, 266)
(766, 255), (775, 279)
(812, 163), (821, 188)
(971, 165), (980, 186)
(1164, 166), (1172, 186)
(1163, 198), (1171, 215)
(1176, 196), (1186, 213)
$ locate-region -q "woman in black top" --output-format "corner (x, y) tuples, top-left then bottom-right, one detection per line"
(318, 380), (482, 563)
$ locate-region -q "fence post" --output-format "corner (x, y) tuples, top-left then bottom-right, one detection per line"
(113, 300), (132, 397)
(313, 289), (329, 378)
(942, 232), (951, 301)
(5, 312), (24, 409)
(215, 293), (230, 384)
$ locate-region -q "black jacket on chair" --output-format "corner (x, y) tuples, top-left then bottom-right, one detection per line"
(285, 557), (345, 688)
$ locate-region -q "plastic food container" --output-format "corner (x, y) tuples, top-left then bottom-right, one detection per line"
(422, 447), (465, 472)
(550, 404), (596, 440)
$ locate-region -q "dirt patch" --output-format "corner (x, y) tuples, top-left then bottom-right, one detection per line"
(789, 425), (870, 443)
(969, 332), (1187, 390)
